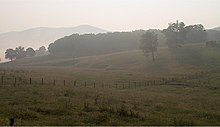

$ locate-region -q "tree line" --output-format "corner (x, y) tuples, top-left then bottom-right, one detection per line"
(48, 21), (212, 59)
(140, 21), (216, 62)
(5, 46), (47, 61)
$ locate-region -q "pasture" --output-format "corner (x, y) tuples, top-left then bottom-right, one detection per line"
(0, 44), (220, 125)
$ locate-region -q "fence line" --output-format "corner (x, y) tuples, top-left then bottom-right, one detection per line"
(0, 72), (211, 89)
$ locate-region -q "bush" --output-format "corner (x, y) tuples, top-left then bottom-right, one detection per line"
(0, 117), (9, 126)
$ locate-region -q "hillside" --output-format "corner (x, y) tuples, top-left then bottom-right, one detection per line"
(47, 30), (166, 58)
(0, 25), (108, 62)
(1, 44), (220, 126)
(212, 26), (220, 30)
(2, 44), (220, 76)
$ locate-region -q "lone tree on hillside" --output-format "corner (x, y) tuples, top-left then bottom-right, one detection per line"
(26, 47), (36, 57)
(140, 31), (158, 63)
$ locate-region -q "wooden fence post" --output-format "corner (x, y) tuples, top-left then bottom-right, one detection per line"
(53, 80), (56, 86)
(84, 82), (87, 87)
(9, 118), (14, 126)
(94, 82), (96, 88)
(64, 80), (66, 86)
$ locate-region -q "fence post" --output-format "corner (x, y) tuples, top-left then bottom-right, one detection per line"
(53, 80), (56, 86)
(64, 80), (66, 86)
(9, 118), (14, 126)
(41, 78), (44, 85)
(94, 82), (96, 88)
(84, 82), (86, 87)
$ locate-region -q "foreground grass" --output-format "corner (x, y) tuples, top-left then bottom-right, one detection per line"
(0, 68), (219, 125)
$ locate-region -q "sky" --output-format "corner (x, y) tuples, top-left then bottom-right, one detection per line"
(0, 0), (220, 33)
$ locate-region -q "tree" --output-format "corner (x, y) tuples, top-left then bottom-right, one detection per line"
(163, 21), (187, 48)
(36, 46), (47, 56)
(140, 31), (158, 63)
(185, 24), (207, 43)
(15, 46), (26, 59)
(5, 49), (16, 61)
(26, 47), (36, 57)
(39, 46), (46, 52)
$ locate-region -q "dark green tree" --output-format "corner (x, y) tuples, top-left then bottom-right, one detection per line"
(5, 49), (17, 61)
(140, 31), (158, 63)
(163, 21), (187, 48)
(15, 46), (26, 59)
(26, 47), (36, 57)
(185, 24), (207, 43)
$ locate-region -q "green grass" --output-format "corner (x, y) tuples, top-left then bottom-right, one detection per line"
(0, 43), (220, 125)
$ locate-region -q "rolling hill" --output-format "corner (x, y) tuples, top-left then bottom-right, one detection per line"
(212, 26), (220, 30)
(2, 44), (220, 76)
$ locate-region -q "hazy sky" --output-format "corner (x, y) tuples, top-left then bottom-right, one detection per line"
(0, 0), (220, 33)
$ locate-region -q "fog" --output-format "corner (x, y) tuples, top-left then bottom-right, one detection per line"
(0, 0), (220, 126)
(1, 0), (220, 33)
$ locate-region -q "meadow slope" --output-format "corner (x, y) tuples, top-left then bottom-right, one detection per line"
(0, 44), (220, 125)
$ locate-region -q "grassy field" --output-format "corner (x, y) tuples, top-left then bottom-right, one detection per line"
(0, 44), (220, 125)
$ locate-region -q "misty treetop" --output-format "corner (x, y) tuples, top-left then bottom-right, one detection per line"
(5, 46), (48, 61)
(162, 21), (207, 48)
(48, 31), (145, 57)
(5, 46), (29, 61)
(185, 24), (207, 44)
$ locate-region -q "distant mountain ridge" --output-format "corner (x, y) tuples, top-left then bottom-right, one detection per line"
(0, 25), (108, 62)
(0, 25), (108, 36)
